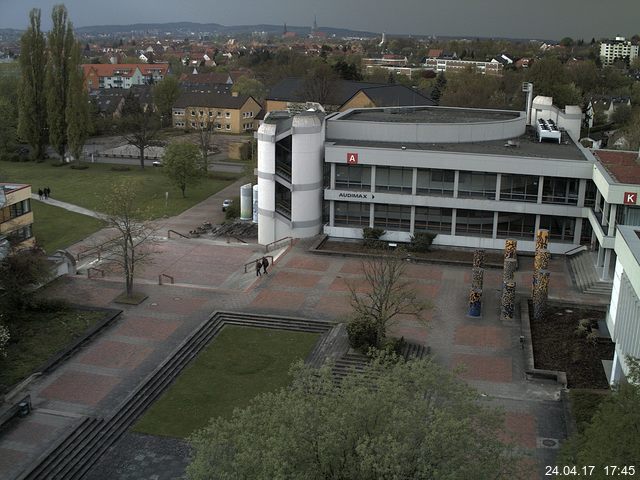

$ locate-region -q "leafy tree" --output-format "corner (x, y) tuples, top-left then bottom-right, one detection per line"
(409, 231), (437, 253)
(611, 104), (632, 126)
(17, 9), (48, 161)
(0, 76), (19, 160)
(526, 57), (582, 107)
(153, 75), (181, 126)
(333, 59), (362, 81)
(102, 180), (156, 298)
(622, 110), (640, 150)
(0, 315), (9, 358)
(187, 356), (526, 480)
(560, 37), (574, 47)
(431, 72), (447, 103)
(440, 68), (507, 108)
(121, 108), (161, 169)
(66, 40), (89, 162)
(302, 61), (339, 106)
(0, 247), (52, 312)
(196, 123), (213, 172)
(46, 4), (75, 158)
(231, 76), (267, 101)
(559, 357), (640, 471)
(347, 252), (426, 349)
(162, 143), (204, 197)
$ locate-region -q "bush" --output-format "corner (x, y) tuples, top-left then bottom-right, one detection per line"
(377, 336), (406, 356)
(224, 196), (241, 220)
(110, 165), (131, 172)
(362, 227), (386, 249)
(409, 231), (437, 253)
(28, 298), (71, 313)
(346, 316), (378, 354)
(51, 161), (68, 167)
(70, 163), (89, 170)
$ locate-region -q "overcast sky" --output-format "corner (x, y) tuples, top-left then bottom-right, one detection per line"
(1, 0), (638, 40)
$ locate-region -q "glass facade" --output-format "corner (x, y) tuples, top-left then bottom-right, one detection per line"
(496, 213), (536, 239)
(542, 178), (579, 205)
(584, 181), (597, 207)
(457, 172), (496, 199)
(375, 167), (413, 193)
(414, 207), (452, 233)
(275, 182), (291, 219)
(416, 169), (454, 196)
(539, 215), (576, 242)
(335, 165), (371, 191)
(500, 174), (539, 202)
(455, 209), (494, 237)
(374, 204), (411, 231)
(275, 137), (292, 182)
(334, 201), (370, 227)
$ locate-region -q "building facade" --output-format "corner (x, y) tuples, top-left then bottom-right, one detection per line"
(0, 183), (35, 251)
(172, 92), (261, 133)
(599, 37), (639, 66)
(422, 57), (504, 76)
(82, 63), (170, 91)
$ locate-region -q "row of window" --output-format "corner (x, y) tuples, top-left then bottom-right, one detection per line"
(334, 165), (586, 205)
(7, 224), (33, 244)
(182, 110), (255, 118)
(333, 202), (577, 242)
(0, 199), (31, 223)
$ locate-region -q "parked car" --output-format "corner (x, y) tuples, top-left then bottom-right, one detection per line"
(152, 160), (162, 167)
(222, 199), (233, 211)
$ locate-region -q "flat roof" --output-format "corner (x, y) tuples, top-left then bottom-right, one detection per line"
(329, 128), (586, 161)
(0, 183), (29, 192)
(593, 150), (640, 185)
(339, 106), (521, 124)
(618, 225), (640, 266)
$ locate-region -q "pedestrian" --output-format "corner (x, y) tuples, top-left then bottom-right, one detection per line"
(45, 186), (51, 199)
(38, 188), (43, 200)
(256, 259), (262, 277)
(262, 256), (269, 275)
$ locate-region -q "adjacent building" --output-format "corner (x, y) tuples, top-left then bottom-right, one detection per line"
(82, 63), (170, 91)
(422, 57), (504, 76)
(172, 92), (261, 133)
(0, 183), (35, 252)
(599, 37), (639, 66)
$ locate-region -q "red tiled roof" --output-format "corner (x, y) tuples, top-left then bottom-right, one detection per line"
(81, 63), (169, 78)
(427, 49), (443, 58)
(594, 150), (640, 185)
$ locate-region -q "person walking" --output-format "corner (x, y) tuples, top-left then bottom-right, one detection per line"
(38, 189), (43, 200)
(262, 256), (269, 275)
(45, 186), (51, 199)
(256, 259), (262, 277)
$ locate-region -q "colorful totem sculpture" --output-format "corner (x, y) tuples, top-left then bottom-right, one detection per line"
(501, 281), (516, 321)
(468, 288), (482, 317)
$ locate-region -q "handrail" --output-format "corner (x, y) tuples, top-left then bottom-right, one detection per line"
(87, 267), (105, 279)
(158, 273), (174, 285)
(76, 237), (120, 261)
(264, 236), (293, 253)
(168, 229), (189, 239)
(565, 244), (588, 256)
(243, 255), (274, 273)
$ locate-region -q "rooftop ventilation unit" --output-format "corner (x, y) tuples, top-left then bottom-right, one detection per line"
(536, 118), (561, 144)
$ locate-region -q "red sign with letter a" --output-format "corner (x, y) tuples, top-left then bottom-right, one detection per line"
(347, 152), (358, 165)
(624, 192), (637, 205)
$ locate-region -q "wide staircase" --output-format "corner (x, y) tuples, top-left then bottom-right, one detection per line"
(568, 251), (613, 296)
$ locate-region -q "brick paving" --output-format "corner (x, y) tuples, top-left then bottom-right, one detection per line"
(0, 184), (596, 479)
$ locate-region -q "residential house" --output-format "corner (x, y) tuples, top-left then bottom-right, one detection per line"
(172, 92), (261, 133)
(81, 63), (170, 91)
(0, 183), (35, 251)
(265, 78), (435, 114)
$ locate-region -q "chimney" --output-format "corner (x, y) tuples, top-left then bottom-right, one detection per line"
(232, 91), (239, 97)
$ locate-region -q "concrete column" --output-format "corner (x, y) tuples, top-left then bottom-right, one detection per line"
(330, 163), (336, 189)
(608, 204), (618, 236)
(534, 214), (541, 234)
(573, 217), (583, 245)
(602, 249), (612, 281)
(495, 173), (502, 201)
(411, 168), (418, 196)
(453, 171), (460, 199)
(329, 200), (335, 227)
(492, 211), (498, 238)
(451, 209), (457, 236)
(577, 179), (586, 207)
(369, 203), (374, 227)
(597, 244), (605, 267)
(602, 201), (610, 227)
(610, 350), (625, 385)
(537, 176), (544, 204)
(595, 190), (602, 213)
(410, 205), (416, 234)
(370, 165), (376, 193)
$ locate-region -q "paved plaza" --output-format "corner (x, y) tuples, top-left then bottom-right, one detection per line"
(0, 185), (609, 479)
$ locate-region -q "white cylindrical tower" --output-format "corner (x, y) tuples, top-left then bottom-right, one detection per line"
(256, 122), (277, 245)
(252, 184), (259, 224)
(240, 183), (252, 220)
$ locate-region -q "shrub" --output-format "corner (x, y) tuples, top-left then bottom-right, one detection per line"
(224, 196), (241, 220)
(409, 231), (437, 253)
(51, 161), (68, 167)
(70, 163), (89, 170)
(377, 336), (406, 356)
(362, 227), (386, 249)
(346, 316), (378, 353)
(110, 165), (131, 172)
(28, 298), (71, 313)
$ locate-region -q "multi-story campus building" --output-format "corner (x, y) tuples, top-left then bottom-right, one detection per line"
(0, 183), (35, 252)
(599, 37), (639, 66)
(257, 102), (640, 283)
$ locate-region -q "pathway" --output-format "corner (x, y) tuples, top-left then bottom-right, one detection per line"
(30, 194), (107, 221)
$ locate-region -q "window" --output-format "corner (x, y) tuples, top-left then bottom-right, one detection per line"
(584, 180), (597, 207)
(226, 124), (231, 130)
(199, 122), (204, 128)
(191, 110), (196, 116)
(191, 122), (196, 128)
(457, 171), (496, 199)
(455, 209), (494, 237)
(416, 169), (454, 196)
(217, 111), (221, 117)
(215, 123), (222, 129)
(334, 201), (370, 227)
(199, 110), (204, 116)
(539, 215), (576, 242)
(375, 167), (413, 193)
(208, 111), (213, 117)
(225, 112), (230, 118)
(7, 224), (33, 243)
(8, 199), (31, 219)
(335, 165), (371, 190)
(374, 204), (411, 231)
(542, 177), (578, 205)
(414, 207), (452, 233)
(496, 213), (536, 239)
(500, 174), (538, 202)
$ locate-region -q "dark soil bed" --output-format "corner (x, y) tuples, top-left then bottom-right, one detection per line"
(529, 302), (614, 389)
(319, 239), (505, 265)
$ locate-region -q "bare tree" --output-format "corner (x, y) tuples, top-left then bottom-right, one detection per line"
(197, 123), (213, 172)
(121, 108), (161, 169)
(102, 180), (156, 297)
(348, 251), (426, 348)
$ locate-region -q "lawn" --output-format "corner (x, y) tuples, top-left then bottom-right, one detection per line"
(0, 161), (240, 219)
(31, 200), (106, 253)
(0, 307), (105, 392)
(132, 326), (319, 438)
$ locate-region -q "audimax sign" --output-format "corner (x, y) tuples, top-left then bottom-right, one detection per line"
(337, 192), (375, 199)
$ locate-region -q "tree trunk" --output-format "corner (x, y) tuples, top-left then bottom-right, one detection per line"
(139, 145), (145, 169)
